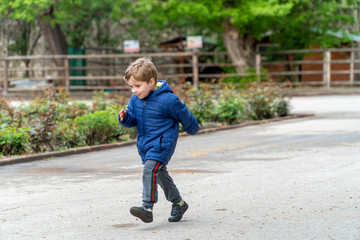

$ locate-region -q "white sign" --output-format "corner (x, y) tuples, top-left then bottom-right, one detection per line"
(186, 36), (203, 49)
(124, 40), (140, 53)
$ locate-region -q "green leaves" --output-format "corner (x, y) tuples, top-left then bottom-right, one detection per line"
(0, 126), (29, 156)
(187, 81), (290, 126)
(0, 83), (290, 157)
(2, 0), (358, 58)
(73, 109), (121, 145)
(1, 0), (51, 21)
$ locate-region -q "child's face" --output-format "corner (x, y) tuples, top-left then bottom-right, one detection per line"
(127, 77), (156, 99)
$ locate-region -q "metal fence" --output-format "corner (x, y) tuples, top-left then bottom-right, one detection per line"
(1, 47), (360, 95)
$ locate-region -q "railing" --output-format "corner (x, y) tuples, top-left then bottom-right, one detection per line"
(260, 48), (360, 88)
(1, 48), (360, 95)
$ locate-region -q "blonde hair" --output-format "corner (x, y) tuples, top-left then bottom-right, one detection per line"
(123, 57), (158, 84)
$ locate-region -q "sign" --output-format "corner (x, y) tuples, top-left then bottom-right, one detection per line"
(186, 36), (203, 49)
(124, 40), (140, 53)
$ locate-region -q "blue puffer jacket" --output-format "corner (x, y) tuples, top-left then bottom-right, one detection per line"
(119, 80), (200, 164)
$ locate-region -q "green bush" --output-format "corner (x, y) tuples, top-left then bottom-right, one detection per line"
(74, 109), (123, 145)
(0, 84), (291, 157)
(26, 101), (57, 152)
(272, 98), (291, 118)
(245, 81), (289, 120)
(189, 93), (215, 126)
(53, 120), (85, 150)
(215, 95), (246, 124)
(0, 126), (29, 156)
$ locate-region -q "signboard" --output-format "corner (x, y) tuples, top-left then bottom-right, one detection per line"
(186, 36), (203, 49)
(124, 40), (140, 53)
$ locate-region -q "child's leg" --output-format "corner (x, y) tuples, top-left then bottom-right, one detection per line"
(157, 164), (182, 204)
(142, 160), (162, 209)
(158, 165), (188, 222)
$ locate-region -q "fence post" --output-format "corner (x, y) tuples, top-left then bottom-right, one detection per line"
(2, 59), (8, 95)
(64, 57), (70, 92)
(256, 52), (261, 83)
(323, 50), (331, 88)
(192, 52), (199, 90)
(350, 50), (354, 86)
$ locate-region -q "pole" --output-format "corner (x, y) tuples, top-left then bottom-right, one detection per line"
(256, 52), (261, 83)
(2, 59), (8, 95)
(64, 57), (70, 92)
(350, 50), (354, 86)
(323, 50), (331, 88)
(192, 52), (199, 90)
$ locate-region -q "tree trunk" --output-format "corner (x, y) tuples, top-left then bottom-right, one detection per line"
(37, 7), (67, 67)
(222, 22), (256, 73)
(37, 7), (68, 87)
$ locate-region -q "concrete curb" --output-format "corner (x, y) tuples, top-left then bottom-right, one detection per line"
(0, 113), (314, 166)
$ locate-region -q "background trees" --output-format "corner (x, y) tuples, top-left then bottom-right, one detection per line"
(135, 0), (359, 72)
(1, 0), (360, 72)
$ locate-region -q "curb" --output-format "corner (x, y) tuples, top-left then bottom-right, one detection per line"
(0, 113), (314, 167)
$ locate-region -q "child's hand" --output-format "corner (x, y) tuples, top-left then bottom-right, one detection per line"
(119, 109), (126, 121)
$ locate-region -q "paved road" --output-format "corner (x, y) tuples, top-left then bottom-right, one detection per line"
(1, 95), (360, 240)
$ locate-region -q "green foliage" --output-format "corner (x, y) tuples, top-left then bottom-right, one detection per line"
(244, 81), (291, 120)
(270, 1), (358, 49)
(272, 98), (291, 118)
(0, 0), (51, 21)
(215, 94), (246, 124)
(53, 0), (116, 47)
(92, 91), (110, 111)
(188, 87), (216, 126)
(0, 97), (25, 128)
(134, 0), (356, 49)
(222, 68), (268, 86)
(0, 126), (29, 156)
(53, 120), (85, 150)
(26, 100), (57, 152)
(0, 84), (290, 157)
(2, 0), (358, 69)
(73, 109), (122, 145)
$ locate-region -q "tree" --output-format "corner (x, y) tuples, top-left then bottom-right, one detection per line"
(7, 19), (42, 76)
(1, 0), (359, 74)
(132, 0), (358, 73)
(0, 0), (118, 58)
(1, 0), (67, 67)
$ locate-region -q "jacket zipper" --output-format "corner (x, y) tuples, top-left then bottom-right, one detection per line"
(142, 100), (147, 136)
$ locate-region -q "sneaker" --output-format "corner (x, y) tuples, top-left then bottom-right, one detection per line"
(130, 206), (153, 223)
(168, 200), (188, 222)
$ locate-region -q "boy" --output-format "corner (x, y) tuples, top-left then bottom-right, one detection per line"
(118, 57), (200, 223)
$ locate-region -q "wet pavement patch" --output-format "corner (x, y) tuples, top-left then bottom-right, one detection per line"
(112, 223), (138, 229)
(234, 157), (285, 162)
(14, 167), (220, 176)
(169, 169), (223, 174)
(22, 167), (141, 175)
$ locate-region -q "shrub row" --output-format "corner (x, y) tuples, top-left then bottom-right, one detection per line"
(186, 81), (291, 126)
(0, 81), (291, 156)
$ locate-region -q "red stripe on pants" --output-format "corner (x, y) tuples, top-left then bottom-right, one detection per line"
(152, 162), (161, 202)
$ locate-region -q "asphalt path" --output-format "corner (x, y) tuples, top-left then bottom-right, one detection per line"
(1, 95), (359, 240)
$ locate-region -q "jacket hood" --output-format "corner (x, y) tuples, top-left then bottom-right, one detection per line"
(154, 80), (173, 96)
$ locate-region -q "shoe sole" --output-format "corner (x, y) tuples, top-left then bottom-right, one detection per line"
(130, 207), (153, 223)
(168, 204), (188, 222)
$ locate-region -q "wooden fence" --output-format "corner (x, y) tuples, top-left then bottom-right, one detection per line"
(1, 48), (360, 95)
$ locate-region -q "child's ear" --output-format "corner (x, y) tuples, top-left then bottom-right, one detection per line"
(150, 78), (156, 86)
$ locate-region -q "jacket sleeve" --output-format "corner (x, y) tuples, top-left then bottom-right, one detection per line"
(168, 97), (200, 135)
(118, 95), (137, 128)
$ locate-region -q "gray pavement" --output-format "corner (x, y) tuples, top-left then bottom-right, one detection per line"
(1, 95), (360, 240)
